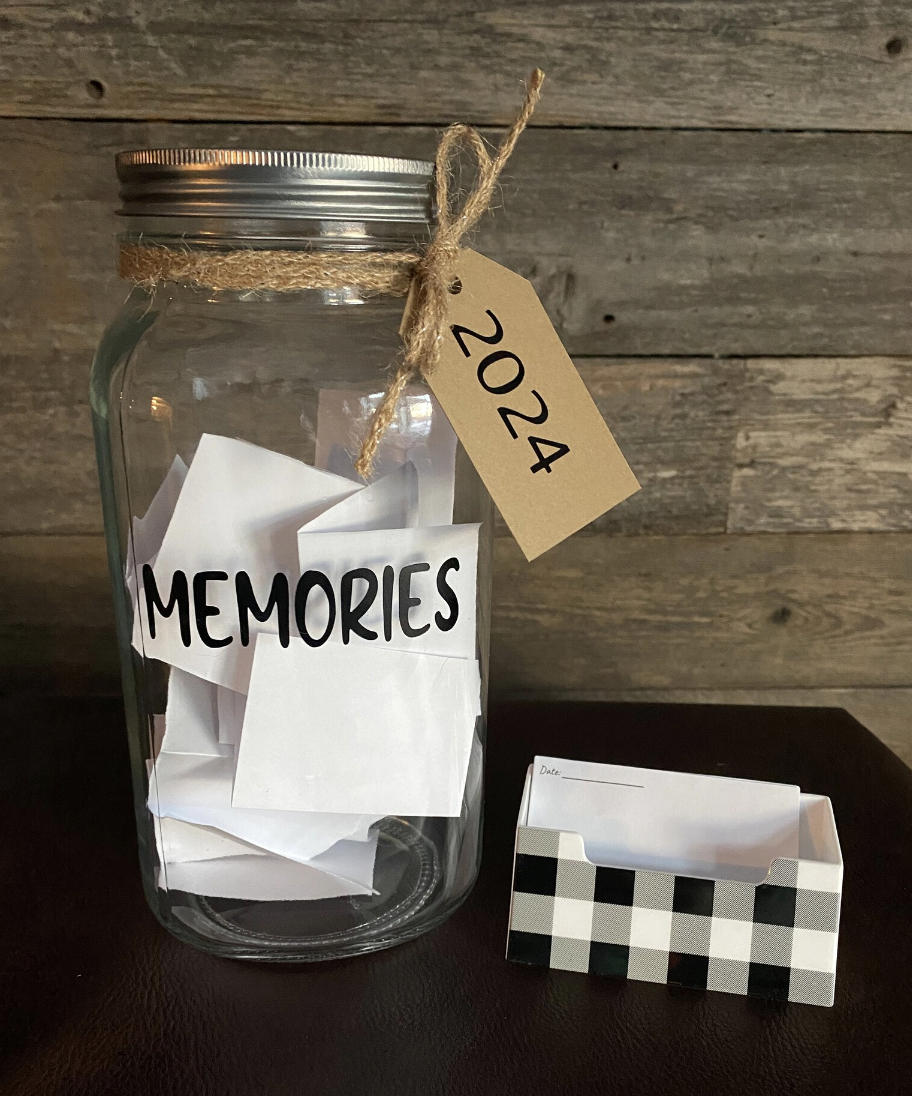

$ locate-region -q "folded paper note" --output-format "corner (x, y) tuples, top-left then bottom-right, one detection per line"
(528, 756), (800, 882)
(149, 750), (380, 863)
(216, 686), (246, 747)
(130, 454), (189, 569)
(138, 433), (361, 691)
(302, 460), (419, 534)
(128, 455), (188, 652)
(157, 818), (377, 895)
(232, 635), (480, 817)
(315, 387), (457, 526)
(295, 523), (479, 660)
(159, 668), (233, 758)
(158, 836), (378, 902)
(157, 817), (268, 862)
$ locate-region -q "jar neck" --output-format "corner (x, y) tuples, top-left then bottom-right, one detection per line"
(117, 216), (432, 253)
(129, 282), (408, 308)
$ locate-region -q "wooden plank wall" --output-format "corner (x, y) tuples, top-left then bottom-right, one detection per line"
(1, 2), (912, 755)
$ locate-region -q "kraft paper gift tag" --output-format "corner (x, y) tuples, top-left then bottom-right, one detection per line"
(420, 249), (640, 560)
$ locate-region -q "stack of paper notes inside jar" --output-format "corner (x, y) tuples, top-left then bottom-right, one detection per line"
(127, 389), (481, 901)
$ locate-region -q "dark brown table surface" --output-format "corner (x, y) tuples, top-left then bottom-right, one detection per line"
(1, 695), (910, 1096)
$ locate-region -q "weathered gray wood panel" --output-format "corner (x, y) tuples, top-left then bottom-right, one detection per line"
(4, 121), (912, 359)
(587, 356), (912, 536)
(6, 351), (912, 538)
(492, 532), (912, 692)
(4, 532), (912, 694)
(728, 358), (912, 532)
(5, 119), (912, 536)
(1, 350), (103, 535)
(1, 2), (911, 131)
(579, 360), (738, 537)
(0, 352), (741, 537)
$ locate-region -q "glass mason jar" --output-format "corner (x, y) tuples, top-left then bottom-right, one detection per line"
(91, 150), (492, 960)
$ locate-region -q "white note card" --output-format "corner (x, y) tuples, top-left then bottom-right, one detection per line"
(232, 635), (480, 817)
(149, 750), (380, 863)
(295, 523), (479, 660)
(528, 756), (800, 883)
(315, 386), (458, 526)
(158, 831), (379, 902)
(128, 455), (188, 653)
(302, 460), (419, 534)
(159, 668), (233, 757)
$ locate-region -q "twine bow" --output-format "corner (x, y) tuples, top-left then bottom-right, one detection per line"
(353, 67), (545, 477)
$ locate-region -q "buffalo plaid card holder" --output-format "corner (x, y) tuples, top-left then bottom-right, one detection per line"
(507, 813), (842, 1007)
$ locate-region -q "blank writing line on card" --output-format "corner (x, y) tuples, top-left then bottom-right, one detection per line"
(561, 777), (644, 788)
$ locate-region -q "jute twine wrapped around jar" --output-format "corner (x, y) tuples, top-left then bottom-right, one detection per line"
(119, 69), (545, 478)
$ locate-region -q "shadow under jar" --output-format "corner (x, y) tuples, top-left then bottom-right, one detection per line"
(91, 149), (493, 960)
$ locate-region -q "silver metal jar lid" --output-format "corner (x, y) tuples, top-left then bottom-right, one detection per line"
(116, 149), (435, 226)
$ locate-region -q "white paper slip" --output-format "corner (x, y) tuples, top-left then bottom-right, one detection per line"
(127, 455), (189, 653)
(148, 751), (381, 863)
(159, 668), (233, 757)
(528, 756), (800, 883)
(464, 731), (484, 814)
(156, 817), (268, 863)
(157, 819), (377, 890)
(232, 635), (480, 817)
(156, 819), (378, 891)
(315, 387), (458, 526)
(216, 686), (246, 747)
(295, 523), (479, 660)
(455, 663), (482, 797)
(301, 461), (418, 534)
(287, 829), (378, 892)
(158, 841), (377, 902)
(139, 434), (361, 692)
(130, 454), (189, 568)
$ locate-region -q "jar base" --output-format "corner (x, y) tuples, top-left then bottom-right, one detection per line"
(158, 817), (467, 961)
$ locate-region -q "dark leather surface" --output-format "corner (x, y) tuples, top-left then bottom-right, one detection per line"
(1, 695), (911, 1096)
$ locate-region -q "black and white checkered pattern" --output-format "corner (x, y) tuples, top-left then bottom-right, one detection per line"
(506, 827), (841, 1006)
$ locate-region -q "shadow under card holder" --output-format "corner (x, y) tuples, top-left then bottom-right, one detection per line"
(506, 761), (843, 1006)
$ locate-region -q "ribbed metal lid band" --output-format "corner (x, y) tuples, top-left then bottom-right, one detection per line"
(116, 149), (435, 224)
(117, 148), (432, 172)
